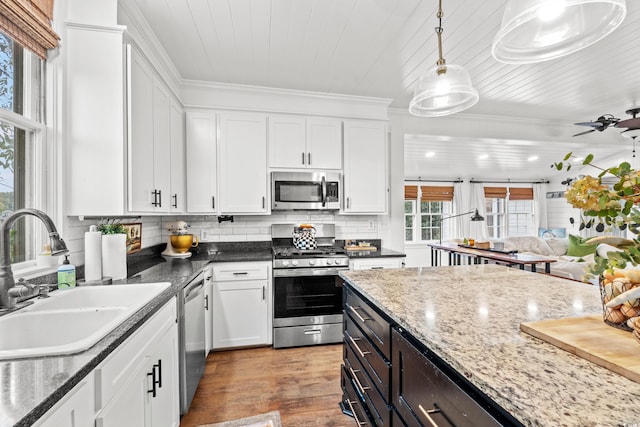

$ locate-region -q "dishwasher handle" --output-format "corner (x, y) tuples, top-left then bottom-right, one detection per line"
(184, 280), (204, 303)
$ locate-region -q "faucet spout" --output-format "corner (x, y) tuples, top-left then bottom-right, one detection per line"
(0, 209), (68, 310)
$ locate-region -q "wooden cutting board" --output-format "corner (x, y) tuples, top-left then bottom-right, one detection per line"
(520, 315), (640, 383)
(344, 246), (377, 251)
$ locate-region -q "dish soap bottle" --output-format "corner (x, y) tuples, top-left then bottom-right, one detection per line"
(57, 255), (76, 289)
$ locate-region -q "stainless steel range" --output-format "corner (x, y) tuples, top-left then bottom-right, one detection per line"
(272, 224), (348, 348)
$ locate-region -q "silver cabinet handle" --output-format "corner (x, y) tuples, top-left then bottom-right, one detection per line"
(346, 399), (367, 426)
(349, 366), (370, 395)
(348, 335), (370, 358)
(349, 304), (369, 323)
(304, 328), (322, 335)
(418, 404), (441, 427)
(302, 152), (305, 165)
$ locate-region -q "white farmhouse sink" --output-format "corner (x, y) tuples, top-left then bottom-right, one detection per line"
(0, 282), (171, 360)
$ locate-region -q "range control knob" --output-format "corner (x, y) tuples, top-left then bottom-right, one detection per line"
(309, 259), (316, 266)
(292, 260), (299, 266)
(281, 260), (289, 267)
(326, 259), (334, 265)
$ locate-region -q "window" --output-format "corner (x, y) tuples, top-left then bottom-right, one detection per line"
(405, 185), (453, 242)
(484, 186), (534, 238)
(0, 31), (45, 265)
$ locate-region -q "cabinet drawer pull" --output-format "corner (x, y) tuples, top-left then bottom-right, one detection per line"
(348, 335), (371, 358)
(212, 196), (215, 209)
(301, 152), (305, 165)
(308, 152), (311, 165)
(349, 305), (370, 323)
(147, 370), (156, 397)
(418, 404), (440, 427)
(232, 272), (249, 276)
(349, 366), (370, 395)
(172, 193), (178, 208)
(346, 399), (367, 426)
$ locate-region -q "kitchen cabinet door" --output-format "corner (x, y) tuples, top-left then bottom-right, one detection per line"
(128, 45), (172, 213)
(306, 118), (342, 169)
(146, 320), (180, 427)
(269, 115), (306, 168)
(34, 376), (95, 427)
(343, 120), (388, 214)
(268, 115), (342, 169)
(219, 112), (269, 214)
(186, 111), (218, 213)
(169, 100), (186, 213)
(212, 279), (269, 348)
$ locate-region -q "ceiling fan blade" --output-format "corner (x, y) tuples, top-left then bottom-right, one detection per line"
(574, 121), (604, 128)
(573, 129), (596, 137)
(615, 117), (640, 129)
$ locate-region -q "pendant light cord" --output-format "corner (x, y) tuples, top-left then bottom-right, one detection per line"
(435, 0), (446, 73)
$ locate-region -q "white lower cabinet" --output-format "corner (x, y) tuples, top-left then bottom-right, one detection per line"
(95, 298), (179, 427)
(211, 262), (271, 349)
(34, 375), (95, 427)
(351, 257), (405, 270)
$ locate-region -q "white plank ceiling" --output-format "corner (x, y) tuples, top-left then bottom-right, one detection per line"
(127, 0), (640, 180)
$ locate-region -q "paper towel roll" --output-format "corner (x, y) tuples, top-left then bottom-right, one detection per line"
(102, 234), (127, 280)
(84, 229), (103, 281)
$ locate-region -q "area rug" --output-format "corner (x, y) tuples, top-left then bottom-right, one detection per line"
(197, 411), (282, 427)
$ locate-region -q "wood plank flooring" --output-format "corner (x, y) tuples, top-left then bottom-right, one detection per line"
(179, 344), (353, 427)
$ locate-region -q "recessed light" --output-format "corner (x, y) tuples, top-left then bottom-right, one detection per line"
(425, 151), (435, 158)
(478, 154), (489, 160)
(528, 155), (539, 162)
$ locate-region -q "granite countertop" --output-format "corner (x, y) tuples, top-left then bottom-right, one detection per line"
(340, 265), (640, 427)
(0, 243), (273, 427)
(345, 247), (405, 258)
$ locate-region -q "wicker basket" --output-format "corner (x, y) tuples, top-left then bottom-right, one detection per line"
(475, 241), (490, 249)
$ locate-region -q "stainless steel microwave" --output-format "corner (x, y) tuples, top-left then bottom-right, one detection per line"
(271, 172), (341, 210)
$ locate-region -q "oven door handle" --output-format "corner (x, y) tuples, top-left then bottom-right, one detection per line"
(273, 267), (348, 277)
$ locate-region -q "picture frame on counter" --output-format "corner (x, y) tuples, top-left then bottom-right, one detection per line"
(123, 223), (142, 254)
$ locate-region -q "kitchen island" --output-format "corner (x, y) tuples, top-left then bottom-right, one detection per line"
(340, 264), (640, 426)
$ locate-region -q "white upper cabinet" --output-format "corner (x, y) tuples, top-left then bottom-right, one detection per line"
(127, 45), (181, 213)
(169, 100), (186, 213)
(186, 111), (218, 214)
(343, 120), (388, 214)
(219, 112), (269, 214)
(269, 115), (342, 170)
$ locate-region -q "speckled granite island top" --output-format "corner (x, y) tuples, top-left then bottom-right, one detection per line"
(340, 264), (640, 427)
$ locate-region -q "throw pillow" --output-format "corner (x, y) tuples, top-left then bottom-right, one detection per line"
(546, 237), (569, 256)
(567, 234), (598, 257)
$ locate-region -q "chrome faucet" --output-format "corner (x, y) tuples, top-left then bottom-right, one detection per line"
(0, 208), (68, 310)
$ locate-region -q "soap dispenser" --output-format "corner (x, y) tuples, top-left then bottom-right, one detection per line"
(57, 255), (76, 289)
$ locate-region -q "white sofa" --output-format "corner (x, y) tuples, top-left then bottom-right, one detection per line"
(492, 236), (619, 283)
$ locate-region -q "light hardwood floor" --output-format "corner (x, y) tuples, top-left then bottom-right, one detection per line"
(179, 344), (353, 427)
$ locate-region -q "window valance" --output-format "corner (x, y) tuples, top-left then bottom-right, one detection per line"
(0, 0), (59, 59)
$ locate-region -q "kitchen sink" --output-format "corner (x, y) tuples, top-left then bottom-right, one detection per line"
(0, 282), (171, 360)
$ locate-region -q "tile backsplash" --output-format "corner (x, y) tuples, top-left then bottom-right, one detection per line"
(64, 213), (381, 266)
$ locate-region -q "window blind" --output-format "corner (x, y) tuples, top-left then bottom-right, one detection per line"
(0, 0), (59, 59)
(508, 187), (534, 200)
(404, 185), (418, 200)
(484, 186), (507, 198)
(420, 186), (454, 202)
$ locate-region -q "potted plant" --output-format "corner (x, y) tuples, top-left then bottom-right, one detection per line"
(98, 220), (127, 280)
(554, 152), (640, 330)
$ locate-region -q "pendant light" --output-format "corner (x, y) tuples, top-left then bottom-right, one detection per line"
(492, 0), (627, 64)
(408, 0), (479, 117)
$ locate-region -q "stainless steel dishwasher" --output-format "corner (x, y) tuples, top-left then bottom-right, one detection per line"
(178, 270), (206, 414)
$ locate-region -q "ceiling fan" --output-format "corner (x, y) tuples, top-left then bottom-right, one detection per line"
(573, 108), (640, 137)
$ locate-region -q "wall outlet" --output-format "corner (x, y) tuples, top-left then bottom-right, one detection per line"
(201, 230), (209, 241)
(368, 220), (376, 231)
